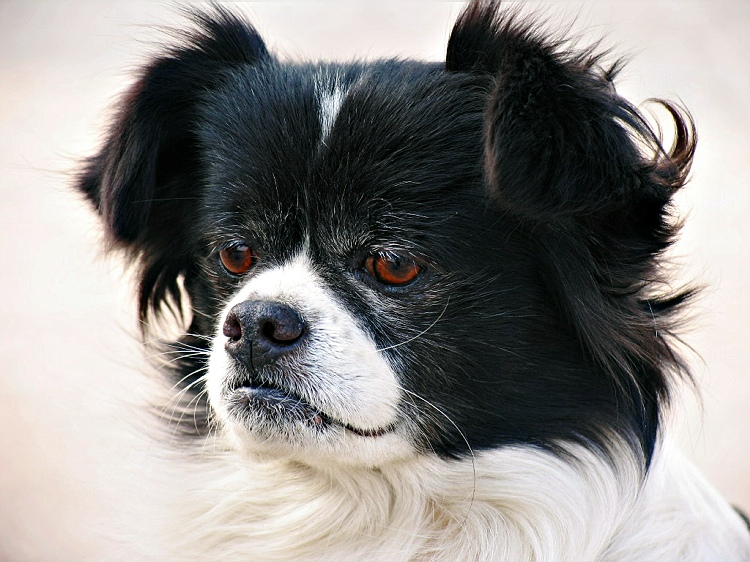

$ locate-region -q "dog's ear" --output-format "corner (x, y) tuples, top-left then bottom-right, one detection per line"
(79, 7), (268, 242)
(446, 3), (697, 456)
(77, 7), (268, 318)
(446, 2), (693, 222)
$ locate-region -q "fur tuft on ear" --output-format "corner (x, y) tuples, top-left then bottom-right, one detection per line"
(447, 1), (694, 220)
(76, 6), (269, 322)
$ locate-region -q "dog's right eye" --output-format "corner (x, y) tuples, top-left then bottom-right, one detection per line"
(219, 243), (255, 275)
(364, 252), (422, 287)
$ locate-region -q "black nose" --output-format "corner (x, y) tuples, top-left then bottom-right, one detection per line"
(223, 300), (306, 366)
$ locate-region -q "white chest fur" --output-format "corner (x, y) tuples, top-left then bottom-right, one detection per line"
(149, 437), (750, 561)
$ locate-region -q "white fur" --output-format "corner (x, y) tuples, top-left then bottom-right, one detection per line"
(317, 77), (346, 143)
(148, 435), (750, 561)
(207, 251), (413, 466)
(605, 439), (750, 560)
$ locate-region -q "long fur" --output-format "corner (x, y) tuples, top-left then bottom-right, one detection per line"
(76, 2), (750, 560)
(130, 437), (745, 561)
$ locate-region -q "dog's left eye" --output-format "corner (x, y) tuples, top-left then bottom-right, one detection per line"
(364, 252), (421, 286)
(219, 243), (255, 275)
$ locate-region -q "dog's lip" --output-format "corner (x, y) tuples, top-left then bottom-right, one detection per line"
(227, 376), (394, 438)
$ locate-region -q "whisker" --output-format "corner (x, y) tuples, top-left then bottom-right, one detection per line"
(395, 384), (477, 527)
(376, 296), (450, 353)
(159, 369), (209, 417)
(147, 350), (210, 366)
(177, 384), (211, 437)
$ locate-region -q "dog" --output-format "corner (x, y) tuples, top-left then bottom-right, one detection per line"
(76, 2), (750, 560)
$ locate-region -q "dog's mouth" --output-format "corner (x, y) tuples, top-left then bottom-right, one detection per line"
(224, 374), (393, 438)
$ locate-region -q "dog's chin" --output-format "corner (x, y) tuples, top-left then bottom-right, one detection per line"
(208, 364), (414, 467)
(224, 384), (394, 439)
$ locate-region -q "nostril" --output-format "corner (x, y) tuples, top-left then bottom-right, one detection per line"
(223, 311), (243, 342)
(260, 312), (304, 345)
(261, 321), (277, 342)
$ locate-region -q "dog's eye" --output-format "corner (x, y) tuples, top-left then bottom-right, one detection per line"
(219, 243), (254, 275)
(365, 252), (421, 286)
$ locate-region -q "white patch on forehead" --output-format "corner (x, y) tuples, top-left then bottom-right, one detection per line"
(317, 76), (347, 143)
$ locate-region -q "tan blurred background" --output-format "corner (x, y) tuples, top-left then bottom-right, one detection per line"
(1, 2), (748, 560)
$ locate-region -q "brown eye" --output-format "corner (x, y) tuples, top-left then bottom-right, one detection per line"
(365, 252), (421, 286)
(219, 243), (254, 275)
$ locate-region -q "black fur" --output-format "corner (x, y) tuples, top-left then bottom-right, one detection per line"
(78, 2), (696, 464)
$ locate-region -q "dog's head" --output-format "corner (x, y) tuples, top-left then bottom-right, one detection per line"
(78, 4), (694, 468)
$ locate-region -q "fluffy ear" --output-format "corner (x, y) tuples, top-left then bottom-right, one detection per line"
(77, 7), (269, 318)
(447, 2), (692, 221)
(447, 2), (697, 457)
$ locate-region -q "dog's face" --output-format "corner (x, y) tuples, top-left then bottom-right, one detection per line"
(78, 5), (692, 468)
(195, 65), (544, 465)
